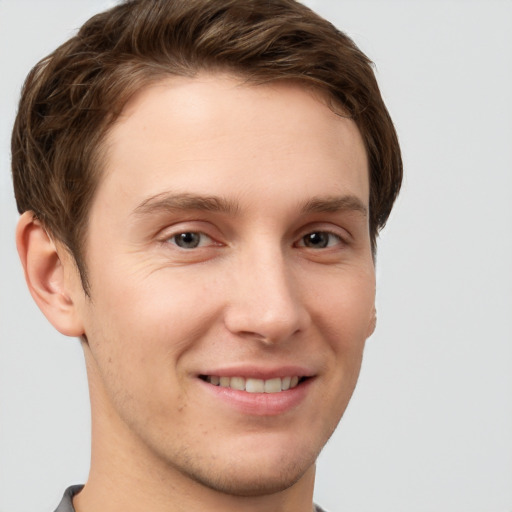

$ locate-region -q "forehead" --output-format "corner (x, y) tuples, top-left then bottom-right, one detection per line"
(96, 74), (369, 217)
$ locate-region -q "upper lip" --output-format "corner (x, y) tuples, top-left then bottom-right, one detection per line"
(196, 365), (315, 380)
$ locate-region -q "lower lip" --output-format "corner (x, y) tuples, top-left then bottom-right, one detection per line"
(198, 378), (313, 416)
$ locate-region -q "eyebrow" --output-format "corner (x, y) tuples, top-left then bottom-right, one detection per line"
(133, 192), (367, 218)
(300, 195), (368, 217)
(133, 192), (240, 216)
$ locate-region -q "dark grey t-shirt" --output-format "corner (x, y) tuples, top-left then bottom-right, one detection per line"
(54, 485), (328, 512)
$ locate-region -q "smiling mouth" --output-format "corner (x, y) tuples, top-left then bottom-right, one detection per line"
(199, 375), (308, 393)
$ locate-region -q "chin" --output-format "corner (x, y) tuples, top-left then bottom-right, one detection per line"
(156, 429), (321, 498)
(183, 454), (315, 497)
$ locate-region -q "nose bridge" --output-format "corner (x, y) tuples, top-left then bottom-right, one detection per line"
(224, 240), (309, 343)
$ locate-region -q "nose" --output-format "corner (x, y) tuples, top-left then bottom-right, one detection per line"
(223, 245), (311, 344)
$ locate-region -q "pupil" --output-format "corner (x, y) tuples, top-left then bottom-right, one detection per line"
(305, 232), (328, 248)
(176, 232), (200, 248)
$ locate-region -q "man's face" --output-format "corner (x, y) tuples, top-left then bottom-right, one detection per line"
(72, 75), (375, 495)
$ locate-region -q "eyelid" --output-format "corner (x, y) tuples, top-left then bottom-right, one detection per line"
(295, 222), (351, 245)
(295, 230), (346, 249)
(157, 222), (224, 248)
(168, 231), (214, 249)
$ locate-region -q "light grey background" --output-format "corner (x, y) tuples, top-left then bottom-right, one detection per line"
(1, 1), (511, 511)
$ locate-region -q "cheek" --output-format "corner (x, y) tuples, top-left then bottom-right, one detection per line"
(311, 265), (376, 347)
(81, 282), (197, 428)
(83, 265), (222, 374)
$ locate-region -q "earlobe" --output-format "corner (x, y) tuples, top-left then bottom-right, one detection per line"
(366, 306), (377, 338)
(16, 211), (85, 337)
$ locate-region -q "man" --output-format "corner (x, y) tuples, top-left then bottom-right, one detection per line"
(12, 0), (402, 511)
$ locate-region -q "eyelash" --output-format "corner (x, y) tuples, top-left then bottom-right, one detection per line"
(166, 231), (215, 249)
(295, 231), (344, 249)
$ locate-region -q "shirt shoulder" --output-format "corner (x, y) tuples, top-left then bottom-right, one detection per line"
(53, 485), (83, 512)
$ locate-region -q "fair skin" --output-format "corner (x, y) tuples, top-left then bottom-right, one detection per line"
(17, 75), (375, 512)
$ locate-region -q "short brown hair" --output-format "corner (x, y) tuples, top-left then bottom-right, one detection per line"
(12, 0), (402, 291)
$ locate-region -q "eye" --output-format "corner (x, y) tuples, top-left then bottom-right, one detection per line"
(168, 232), (212, 249)
(298, 231), (342, 249)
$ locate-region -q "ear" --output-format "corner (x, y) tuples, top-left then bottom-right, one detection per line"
(366, 305), (377, 338)
(16, 211), (85, 337)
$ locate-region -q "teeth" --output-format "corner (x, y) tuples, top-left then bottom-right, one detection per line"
(230, 376), (245, 391)
(264, 377), (282, 393)
(205, 375), (303, 393)
(245, 378), (265, 393)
